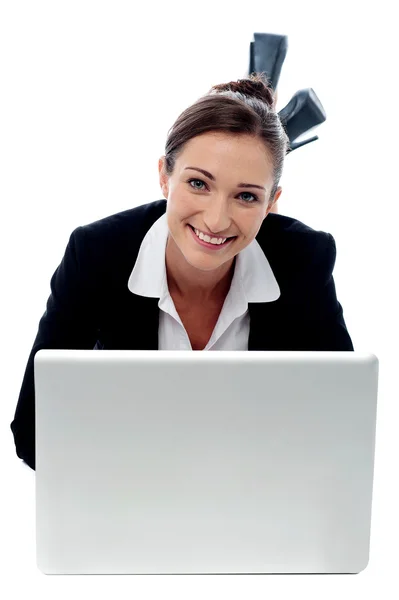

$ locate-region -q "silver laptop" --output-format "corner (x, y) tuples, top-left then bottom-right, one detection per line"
(34, 350), (379, 575)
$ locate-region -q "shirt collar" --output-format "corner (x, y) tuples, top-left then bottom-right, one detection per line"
(127, 212), (280, 303)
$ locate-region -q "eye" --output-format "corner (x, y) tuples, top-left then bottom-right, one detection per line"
(239, 191), (259, 203)
(186, 179), (259, 203)
(187, 178), (207, 191)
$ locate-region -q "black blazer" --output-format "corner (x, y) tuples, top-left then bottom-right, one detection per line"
(10, 199), (354, 470)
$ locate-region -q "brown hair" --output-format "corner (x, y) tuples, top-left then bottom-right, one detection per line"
(163, 72), (290, 206)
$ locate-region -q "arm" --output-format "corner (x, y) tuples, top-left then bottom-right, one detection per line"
(10, 226), (99, 470)
(301, 232), (354, 351)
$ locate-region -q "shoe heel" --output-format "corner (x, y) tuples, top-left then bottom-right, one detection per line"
(278, 88), (326, 144)
(249, 32), (288, 90)
(288, 135), (319, 153)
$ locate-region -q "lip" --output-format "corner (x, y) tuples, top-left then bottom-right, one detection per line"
(192, 225), (233, 238)
(188, 224), (235, 250)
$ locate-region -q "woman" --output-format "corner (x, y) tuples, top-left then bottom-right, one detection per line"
(10, 73), (354, 470)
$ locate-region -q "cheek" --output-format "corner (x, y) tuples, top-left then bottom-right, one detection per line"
(239, 218), (264, 242)
(240, 215), (259, 233)
(170, 192), (196, 216)
(166, 206), (190, 235)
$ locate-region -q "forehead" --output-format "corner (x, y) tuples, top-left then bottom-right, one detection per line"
(177, 131), (274, 176)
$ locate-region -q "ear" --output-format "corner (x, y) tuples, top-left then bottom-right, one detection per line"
(158, 156), (169, 199)
(264, 186), (282, 217)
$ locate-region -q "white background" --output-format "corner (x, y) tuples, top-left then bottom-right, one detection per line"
(1, 1), (398, 598)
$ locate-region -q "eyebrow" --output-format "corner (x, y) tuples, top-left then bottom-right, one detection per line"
(184, 167), (266, 191)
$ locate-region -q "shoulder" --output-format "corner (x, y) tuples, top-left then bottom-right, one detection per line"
(79, 199), (167, 241)
(68, 199), (167, 259)
(257, 213), (337, 283)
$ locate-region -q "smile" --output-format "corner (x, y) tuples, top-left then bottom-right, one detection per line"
(188, 225), (236, 250)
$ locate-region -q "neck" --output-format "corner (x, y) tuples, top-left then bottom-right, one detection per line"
(165, 235), (236, 304)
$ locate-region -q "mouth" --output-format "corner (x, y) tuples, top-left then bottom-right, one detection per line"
(188, 224), (237, 249)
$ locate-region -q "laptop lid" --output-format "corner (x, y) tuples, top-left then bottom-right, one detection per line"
(34, 350), (378, 574)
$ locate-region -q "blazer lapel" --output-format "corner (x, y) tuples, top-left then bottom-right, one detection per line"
(123, 298), (282, 351)
(100, 293), (160, 350)
(103, 294), (283, 352)
(125, 295), (160, 350)
(248, 301), (283, 350)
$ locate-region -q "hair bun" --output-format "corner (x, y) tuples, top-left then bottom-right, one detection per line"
(210, 72), (275, 108)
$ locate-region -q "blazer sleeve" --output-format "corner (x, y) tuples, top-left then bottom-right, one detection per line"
(300, 232), (354, 351)
(10, 226), (99, 470)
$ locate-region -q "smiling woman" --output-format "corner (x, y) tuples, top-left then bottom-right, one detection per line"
(158, 75), (288, 314)
(160, 130), (280, 308)
(10, 73), (354, 471)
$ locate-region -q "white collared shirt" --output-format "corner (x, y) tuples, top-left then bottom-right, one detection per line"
(127, 213), (280, 350)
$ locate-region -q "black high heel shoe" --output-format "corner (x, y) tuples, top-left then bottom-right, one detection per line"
(278, 88), (327, 153)
(249, 32), (288, 90)
(249, 33), (327, 153)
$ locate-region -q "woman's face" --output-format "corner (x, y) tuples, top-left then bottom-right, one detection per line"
(159, 131), (282, 273)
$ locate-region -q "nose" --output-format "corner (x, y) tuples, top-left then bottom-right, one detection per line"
(202, 196), (233, 236)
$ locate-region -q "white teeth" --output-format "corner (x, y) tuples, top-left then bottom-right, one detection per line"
(194, 228), (227, 245)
